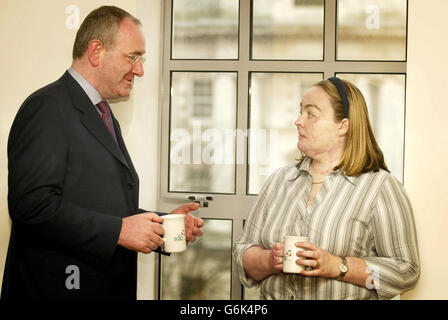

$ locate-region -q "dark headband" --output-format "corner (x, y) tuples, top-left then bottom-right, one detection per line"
(328, 77), (349, 118)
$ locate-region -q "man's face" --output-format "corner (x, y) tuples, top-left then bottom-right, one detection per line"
(98, 18), (145, 99)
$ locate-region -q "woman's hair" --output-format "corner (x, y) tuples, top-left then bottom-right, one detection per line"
(297, 78), (389, 176)
(72, 6), (141, 60)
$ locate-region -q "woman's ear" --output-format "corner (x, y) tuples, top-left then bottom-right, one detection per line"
(87, 40), (103, 67)
(338, 118), (349, 136)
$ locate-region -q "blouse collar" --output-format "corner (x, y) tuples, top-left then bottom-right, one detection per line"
(287, 156), (356, 185)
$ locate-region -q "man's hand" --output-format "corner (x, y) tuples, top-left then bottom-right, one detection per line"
(118, 212), (164, 254)
(171, 203), (204, 243)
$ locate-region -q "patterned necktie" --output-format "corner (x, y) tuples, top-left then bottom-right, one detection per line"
(97, 100), (118, 143)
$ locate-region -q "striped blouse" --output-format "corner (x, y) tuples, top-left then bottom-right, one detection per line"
(233, 157), (420, 300)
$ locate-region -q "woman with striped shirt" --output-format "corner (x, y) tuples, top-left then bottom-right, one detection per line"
(233, 78), (420, 299)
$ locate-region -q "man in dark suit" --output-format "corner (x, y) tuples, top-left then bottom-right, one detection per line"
(1, 6), (203, 300)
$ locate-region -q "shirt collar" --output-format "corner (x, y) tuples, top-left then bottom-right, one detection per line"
(287, 156), (356, 185)
(332, 167), (356, 185)
(68, 67), (103, 106)
(287, 157), (310, 181)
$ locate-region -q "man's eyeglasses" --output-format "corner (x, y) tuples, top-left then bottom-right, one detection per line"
(118, 49), (146, 65)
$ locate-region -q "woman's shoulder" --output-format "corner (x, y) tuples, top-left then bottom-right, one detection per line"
(360, 169), (400, 183)
(357, 169), (406, 197)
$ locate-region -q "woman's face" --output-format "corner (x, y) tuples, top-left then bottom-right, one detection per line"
(295, 86), (345, 159)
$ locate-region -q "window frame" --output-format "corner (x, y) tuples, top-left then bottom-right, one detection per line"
(156, 0), (408, 300)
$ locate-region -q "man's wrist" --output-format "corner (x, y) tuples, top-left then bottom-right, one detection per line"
(117, 217), (125, 246)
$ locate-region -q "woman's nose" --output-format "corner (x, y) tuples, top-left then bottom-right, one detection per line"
(295, 114), (303, 127)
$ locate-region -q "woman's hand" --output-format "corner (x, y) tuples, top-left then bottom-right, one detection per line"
(295, 241), (341, 278)
(269, 242), (284, 274)
(242, 244), (284, 282)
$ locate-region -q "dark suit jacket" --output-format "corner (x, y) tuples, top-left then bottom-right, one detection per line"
(2, 71), (158, 300)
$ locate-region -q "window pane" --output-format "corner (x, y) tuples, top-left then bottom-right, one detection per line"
(251, 0), (324, 60)
(172, 0), (239, 59)
(247, 73), (323, 195)
(337, 73), (405, 182)
(337, 0), (407, 61)
(161, 219), (232, 299)
(170, 72), (237, 193)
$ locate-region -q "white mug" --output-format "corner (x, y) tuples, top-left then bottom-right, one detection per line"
(282, 236), (309, 274)
(162, 214), (187, 253)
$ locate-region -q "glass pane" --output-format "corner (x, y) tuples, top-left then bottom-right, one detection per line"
(161, 219), (232, 299)
(337, 73), (405, 182)
(248, 73), (323, 195)
(337, 0), (407, 61)
(172, 0), (239, 59)
(170, 72), (237, 193)
(252, 0), (324, 60)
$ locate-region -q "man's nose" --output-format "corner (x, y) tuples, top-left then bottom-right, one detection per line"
(132, 60), (144, 77)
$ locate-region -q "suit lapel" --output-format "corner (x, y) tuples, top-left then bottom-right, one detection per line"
(59, 71), (130, 169)
(111, 112), (139, 182)
(80, 109), (130, 168)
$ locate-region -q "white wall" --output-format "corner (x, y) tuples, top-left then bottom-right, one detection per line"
(402, 0), (448, 299)
(133, 0), (162, 300)
(1, 0), (448, 300)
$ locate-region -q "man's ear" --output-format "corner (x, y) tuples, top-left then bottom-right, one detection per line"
(87, 40), (103, 67)
(339, 118), (349, 136)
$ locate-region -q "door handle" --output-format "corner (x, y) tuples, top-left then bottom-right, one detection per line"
(163, 194), (213, 207)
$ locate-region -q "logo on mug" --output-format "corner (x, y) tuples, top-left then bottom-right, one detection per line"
(283, 249), (292, 261)
(173, 229), (185, 242)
